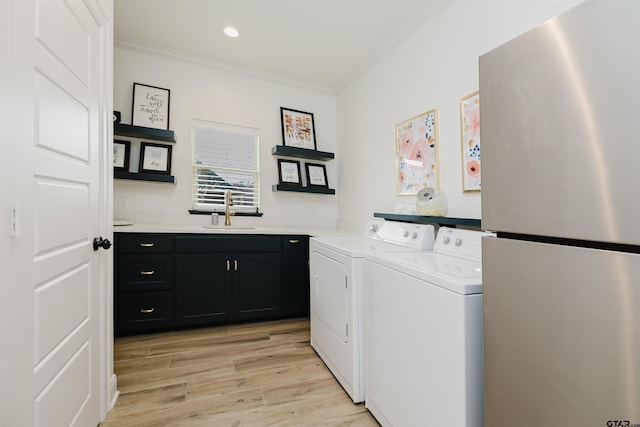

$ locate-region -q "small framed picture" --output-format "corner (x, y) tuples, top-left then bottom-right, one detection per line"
(277, 159), (302, 186)
(305, 163), (328, 188)
(132, 83), (170, 130)
(113, 140), (130, 171)
(280, 107), (317, 150)
(139, 142), (172, 175)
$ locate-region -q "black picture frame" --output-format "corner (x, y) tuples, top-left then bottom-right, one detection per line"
(305, 163), (329, 188)
(280, 107), (317, 150)
(139, 142), (172, 175)
(113, 140), (130, 171)
(277, 159), (302, 186)
(132, 83), (171, 130)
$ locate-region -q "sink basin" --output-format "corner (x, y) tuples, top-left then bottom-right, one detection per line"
(201, 225), (256, 230)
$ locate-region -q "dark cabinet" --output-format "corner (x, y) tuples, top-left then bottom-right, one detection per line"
(175, 253), (229, 326)
(282, 236), (309, 316)
(175, 235), (282, 326)
(114, 234), (174, 334)
(114, 232), (309, 336)
(232, 252), (282, 320)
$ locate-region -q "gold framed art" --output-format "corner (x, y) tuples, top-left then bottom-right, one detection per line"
(396, 109), (438, 195)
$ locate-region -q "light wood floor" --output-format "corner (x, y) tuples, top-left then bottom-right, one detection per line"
(100, 318), (379, 427)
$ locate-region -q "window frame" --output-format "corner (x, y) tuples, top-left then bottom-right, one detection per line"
(191, 119), (260, 214)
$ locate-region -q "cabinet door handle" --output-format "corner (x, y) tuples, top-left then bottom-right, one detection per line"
(289, 239), (300, 244)
(140, 243), (155, 247)
(234, 260), (238, 271)
(226, 260), (230, 272)
(140, 270), (155, 275)
(140, 308), (155, 314)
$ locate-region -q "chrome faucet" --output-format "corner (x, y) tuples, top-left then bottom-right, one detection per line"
(224, 190), (234, 226)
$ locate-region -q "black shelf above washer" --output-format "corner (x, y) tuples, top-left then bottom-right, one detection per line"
(373, 212), (481, 228)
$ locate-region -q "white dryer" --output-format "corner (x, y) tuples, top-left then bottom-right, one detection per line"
(309, 219), (435, 403)
(364, 227), (492, 427)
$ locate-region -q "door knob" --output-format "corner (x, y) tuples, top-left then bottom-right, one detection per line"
(93, 237), (112, 251)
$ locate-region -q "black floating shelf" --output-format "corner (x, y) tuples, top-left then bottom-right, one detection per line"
(271, 145), (334, 161)
(115, 170), (176, 183)
(114, 123), (176, 143)
(272, 184), (335, 195)
(373, 212), (481, 228)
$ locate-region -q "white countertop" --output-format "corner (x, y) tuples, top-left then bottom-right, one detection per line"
(112, 223), (352, 238)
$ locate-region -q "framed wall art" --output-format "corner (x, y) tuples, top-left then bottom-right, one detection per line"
(139, 142), (172, 175)
(113, 140), (130, 171)
(132, 83), (170, 130)
(280, 107), (317, 150)
(305, 163), (328, 188)
(396, 108), (438, 195)
(460, 91), (481, 192)
(277, 159), (302, 185)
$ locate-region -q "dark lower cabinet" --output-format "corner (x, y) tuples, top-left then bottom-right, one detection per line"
(282, 236), (309, 316)
(115, 232), (309, 336)
(114, 233), (174, 335)
(231, 252), (282, 320)
(175, 253), (229, 326)
(117, 291), (173, 332)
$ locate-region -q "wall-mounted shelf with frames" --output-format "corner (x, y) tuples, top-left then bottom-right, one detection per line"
(114, 123), (176, 184)
(271, 145), (335, 194)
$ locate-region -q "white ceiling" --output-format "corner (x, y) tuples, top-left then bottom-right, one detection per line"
(114, 0), (448, 92)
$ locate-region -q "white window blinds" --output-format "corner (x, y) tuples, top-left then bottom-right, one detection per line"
(192, 120), (260, 212)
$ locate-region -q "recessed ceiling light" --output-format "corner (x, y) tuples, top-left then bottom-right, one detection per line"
(223, 26), (239, 38)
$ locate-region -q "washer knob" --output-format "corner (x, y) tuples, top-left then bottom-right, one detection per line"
(369, 224), (378, 233)
(411, 232), (418, 239)
(403, 230), (409, 238)
(443, 236), (450, 244)
(455, 238), (462, 246)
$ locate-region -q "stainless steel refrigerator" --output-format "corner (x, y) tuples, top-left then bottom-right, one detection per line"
(480, 1), (640, 426)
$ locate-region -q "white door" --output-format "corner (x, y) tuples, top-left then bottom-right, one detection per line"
(0, 0), (113, 425)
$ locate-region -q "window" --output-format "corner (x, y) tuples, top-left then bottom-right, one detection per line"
(192, 120), (260, 213)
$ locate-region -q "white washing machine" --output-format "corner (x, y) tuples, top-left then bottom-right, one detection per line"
(364, 227), (492, 427)
(309, 219), (435, 403)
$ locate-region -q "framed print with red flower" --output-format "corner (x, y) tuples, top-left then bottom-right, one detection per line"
(396, 109), (438, 195)
(460, 91), (481, 192)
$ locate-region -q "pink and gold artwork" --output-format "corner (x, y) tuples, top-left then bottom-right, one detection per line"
(396, 109), (438, 195)
(460, 91), (481, 192)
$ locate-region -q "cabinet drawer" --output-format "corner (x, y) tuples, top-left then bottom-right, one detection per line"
(118, 291), (173, 333)
(117, 234), (173, 253)
(175, 235), (280, 253)
(118, 255), (172, 291)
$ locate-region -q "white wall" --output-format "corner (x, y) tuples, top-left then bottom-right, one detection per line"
(113, 46), (338, 228)
(114, 0), (583, 232)
(336, 0), (582, 232)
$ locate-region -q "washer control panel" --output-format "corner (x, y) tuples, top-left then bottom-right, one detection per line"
(434, 227), (494, 262)
(364, 219), (435, 250)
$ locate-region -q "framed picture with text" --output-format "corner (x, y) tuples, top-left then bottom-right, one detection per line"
(113, 140), (130, 171)
(132, 83), (170, 130)
(277, 159), (302, 186)
(139, 142), (172, 175)
(305, 163), (328, 188)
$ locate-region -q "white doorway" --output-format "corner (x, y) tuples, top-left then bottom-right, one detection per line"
(0, 0), (114, 425)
